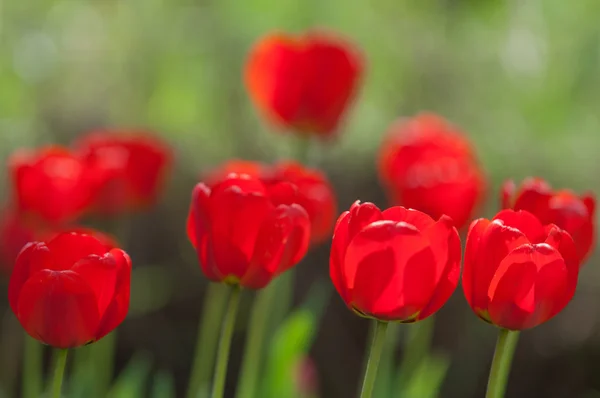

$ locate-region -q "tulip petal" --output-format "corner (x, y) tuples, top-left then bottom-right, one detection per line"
(418, 215), (461, 320)
(8, 242), (51, 316)
(470, 218), (530, 313)
(462, 218), (490, 308)
(96, 249), (131, 340)
(70, 255), (119, 318)
(381, 206), (436, 231)
(492, 209), (546, 243)
(243, 204), (310, 289)
(17, 269), (99, 348)
(500, 180), (516, 209)
(345, 221), (437, 321)
(46, 232), (108, 270)
(330, 202), (382, 304)
(208, 185), (273, 280)
(487, 244), (568, 330)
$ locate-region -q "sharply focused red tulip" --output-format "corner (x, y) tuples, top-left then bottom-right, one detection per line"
(206, 160), (337, 245)
(8, 231), (131, 348)
(463, 209), (579, 330)
(187, 173), (311, 289)
(378, 113), (486, 229)
(502, 178), (596, 263)
(9, 146), (94, 225)
(76, 131), (172, 215)
(330, 201), (461, 322)
(0, 210), (37, 277)
(244, 30), (362, 138)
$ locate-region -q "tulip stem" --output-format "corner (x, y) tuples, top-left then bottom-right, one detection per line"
(486, 329), (520, 398)
(22, 335), (43, 398)
(186, 283), (229, 398)
(360, 320), (388, 398)
(211, 285), (241, 398)
(51, 349), (68, 398)
(236, 283), (278, 398)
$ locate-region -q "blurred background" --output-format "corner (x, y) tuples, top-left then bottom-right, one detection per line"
(1, 0), (600, 397)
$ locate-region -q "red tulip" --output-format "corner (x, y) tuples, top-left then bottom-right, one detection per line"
(187, 174), (311, 289)
(244, 30), (362, 138)
(502, 178), (596, 263)
(8, 231), (131, 348)
(0, 210), (37, 277)
(330, 201), (461, 322)
(9, 146), (94, 225)
(463, 209), (579, 330)
(206, 160), (337, 245)
(378, 113), (486, 229)
(40, 226), (118, 251)
(76, 131), (172, 215)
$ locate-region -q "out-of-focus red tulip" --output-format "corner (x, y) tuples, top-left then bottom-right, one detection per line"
(244, 30), (362, 138)
(463, 209), (579, 330)
(206, 160), (337, 245)
(378, 113), (486, 229)
(9, 146), (94, 225)
(8, 231), (131, 348)
(0, 210), (37, 277)
(330, 201), (461, 322)
(502, 178), (596, 264)
(187, 174), (310, 289)
(76, 131), (172, 215)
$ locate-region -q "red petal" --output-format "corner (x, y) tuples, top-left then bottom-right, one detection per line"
(492, 209), (546, 243)
(418, 215), (462, 320)
(70, 255), (118, 318)
(381, 206), (436, 231)
(188, 183), (221, 281)
(8, 242), (51, 316)
(544, 226), (579, 312)
(344, 220), (437, 321)
(487, 244), (569, 330)
(512, 178), (552, 214)
(46, 232), (108, 270)
(16, 269), (99, 348)
(462, 218), (490, 308)
(96, 249), (131, 340)
(242, 204), (310, 288)
(330, 202), (382, 304)
(208, 185), (274, 280)
(469, 217), (530, 313)
(583, 193), (596, 217)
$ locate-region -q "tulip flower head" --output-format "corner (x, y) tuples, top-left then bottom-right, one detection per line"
(502, 178), (596, 263)
(9, 146), (94, 226)
(76, 131), (172, 215)
(244, 30), (363, 138)
(187, 173), (311, 289)
(206, 160), (337, 245)
(8, 231), (131, 348)
(463, 209), (580, 330)
(330, 201), (461, 322)
(378, 113), (486, 229)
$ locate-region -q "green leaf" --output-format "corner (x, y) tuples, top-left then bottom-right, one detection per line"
(150, 370), (176, 398)
(400, 353), (450, 398)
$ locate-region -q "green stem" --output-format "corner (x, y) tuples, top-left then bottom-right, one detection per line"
(235, 284), (278, 398)
(396, 316), (435, 391)
(211, 285), (241, 398)
(22, 335), (43, 398)
(186, 283), (229, 398)
(51, 349), (68, 398)
(293, 136), (312, 165)
(359, 321), (388, 398)
(485, 329), (520, 398)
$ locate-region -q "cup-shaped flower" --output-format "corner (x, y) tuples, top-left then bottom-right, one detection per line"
(330, 201), (461, 322)
(205, 160), (337, 245)
(8, 231), (131, 348)
(9, 146), (94, 225)
(244, 30), (362, 138)
(378, 113), (486, 229)
(187, 174), (311, 289)
(76, 131), (172, 215)
(463, 209), (580, 330)
(502, 178), (596, 263)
